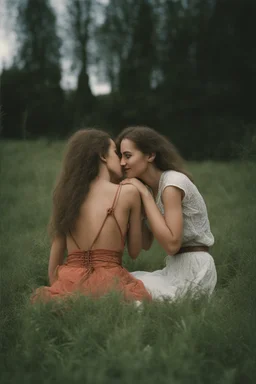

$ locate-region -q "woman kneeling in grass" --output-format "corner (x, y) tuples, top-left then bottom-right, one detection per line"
(117, 126), (217, 301)
(32, 129), (151, 303)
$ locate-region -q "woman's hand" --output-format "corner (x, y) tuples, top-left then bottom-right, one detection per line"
(121, 178), (149, 197)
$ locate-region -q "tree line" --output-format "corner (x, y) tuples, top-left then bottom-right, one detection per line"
(1, 0), (256, 160)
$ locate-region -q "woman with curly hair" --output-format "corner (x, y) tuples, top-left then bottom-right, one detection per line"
(32, 129), (151, 303)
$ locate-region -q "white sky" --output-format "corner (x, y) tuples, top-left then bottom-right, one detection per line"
(0, 0), (110, 95)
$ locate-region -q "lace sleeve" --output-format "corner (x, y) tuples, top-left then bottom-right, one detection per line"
(161, 171), (190, 199)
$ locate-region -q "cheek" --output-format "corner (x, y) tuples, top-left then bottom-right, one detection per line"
(129, 157), (147, 175)
(109, 156), (121, 171)
(129, 156), (140, 166)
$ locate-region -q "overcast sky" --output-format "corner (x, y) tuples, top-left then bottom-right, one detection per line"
(0, 0), (110, 94)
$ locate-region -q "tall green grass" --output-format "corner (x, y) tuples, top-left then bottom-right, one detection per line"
(1, 140), (256, 384)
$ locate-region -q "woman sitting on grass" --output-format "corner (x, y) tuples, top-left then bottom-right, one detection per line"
(116, 126), (217, 300)
(32, 129), (152, 303)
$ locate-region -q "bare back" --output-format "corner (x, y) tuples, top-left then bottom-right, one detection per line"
(66, 181), (139, 254)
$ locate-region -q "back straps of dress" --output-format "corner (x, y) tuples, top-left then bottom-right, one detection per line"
(69, 230), (81, 249)
(69, 184), (124, 251)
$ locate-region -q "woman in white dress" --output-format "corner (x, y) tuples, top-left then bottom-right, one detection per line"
(116, 126), (217, 300)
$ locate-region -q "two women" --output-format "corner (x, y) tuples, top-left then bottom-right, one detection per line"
(33, 125), (217, 303)
(32, 129), (152, 302)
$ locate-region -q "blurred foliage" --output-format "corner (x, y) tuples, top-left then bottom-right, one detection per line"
(1, 0), (256, 159)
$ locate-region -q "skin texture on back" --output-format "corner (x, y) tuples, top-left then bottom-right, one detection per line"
(66, 182), (142, 255)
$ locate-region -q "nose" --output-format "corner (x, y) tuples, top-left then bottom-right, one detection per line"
(120, 157), (126, 166)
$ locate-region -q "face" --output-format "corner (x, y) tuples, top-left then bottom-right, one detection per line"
(120, 139), (151, 178)
(106, 139), (123, 181)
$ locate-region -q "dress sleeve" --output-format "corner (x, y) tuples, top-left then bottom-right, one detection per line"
(161, 171), (190, 199)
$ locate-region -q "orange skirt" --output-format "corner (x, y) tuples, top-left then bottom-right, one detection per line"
(31, 249), (152, 303)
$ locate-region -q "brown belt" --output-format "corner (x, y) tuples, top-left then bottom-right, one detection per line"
(176, 246), (209, 255)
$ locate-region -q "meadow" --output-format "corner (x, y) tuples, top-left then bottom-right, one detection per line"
(0, 140), (256, 384)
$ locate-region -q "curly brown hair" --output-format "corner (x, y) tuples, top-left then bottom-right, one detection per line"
(49, 129), (111, 239)
(116, 126), (192, 181)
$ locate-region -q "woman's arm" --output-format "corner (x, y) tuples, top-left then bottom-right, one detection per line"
(122, 179), (183, 255)
(48, 235), (66, 284)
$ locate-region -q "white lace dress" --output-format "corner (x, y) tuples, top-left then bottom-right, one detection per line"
(131, 171), (217, 300)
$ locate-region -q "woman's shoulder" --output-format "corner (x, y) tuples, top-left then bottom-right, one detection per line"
(163, 170), (190, 181)
(120, 183), (139, 194)
(160, 170), (194, 199)
(161, 170), (192, 187)
(118, 183), (141, 202)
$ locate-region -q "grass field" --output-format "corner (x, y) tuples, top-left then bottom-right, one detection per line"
(1, 140), (256, 384)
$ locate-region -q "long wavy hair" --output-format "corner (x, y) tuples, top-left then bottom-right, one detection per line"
(116, 126), (192, 181)
(49, 129), (111, 239)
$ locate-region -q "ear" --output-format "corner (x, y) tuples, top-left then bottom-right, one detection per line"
(100, 154), (107, 163)
(148, 153), (156, 163)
